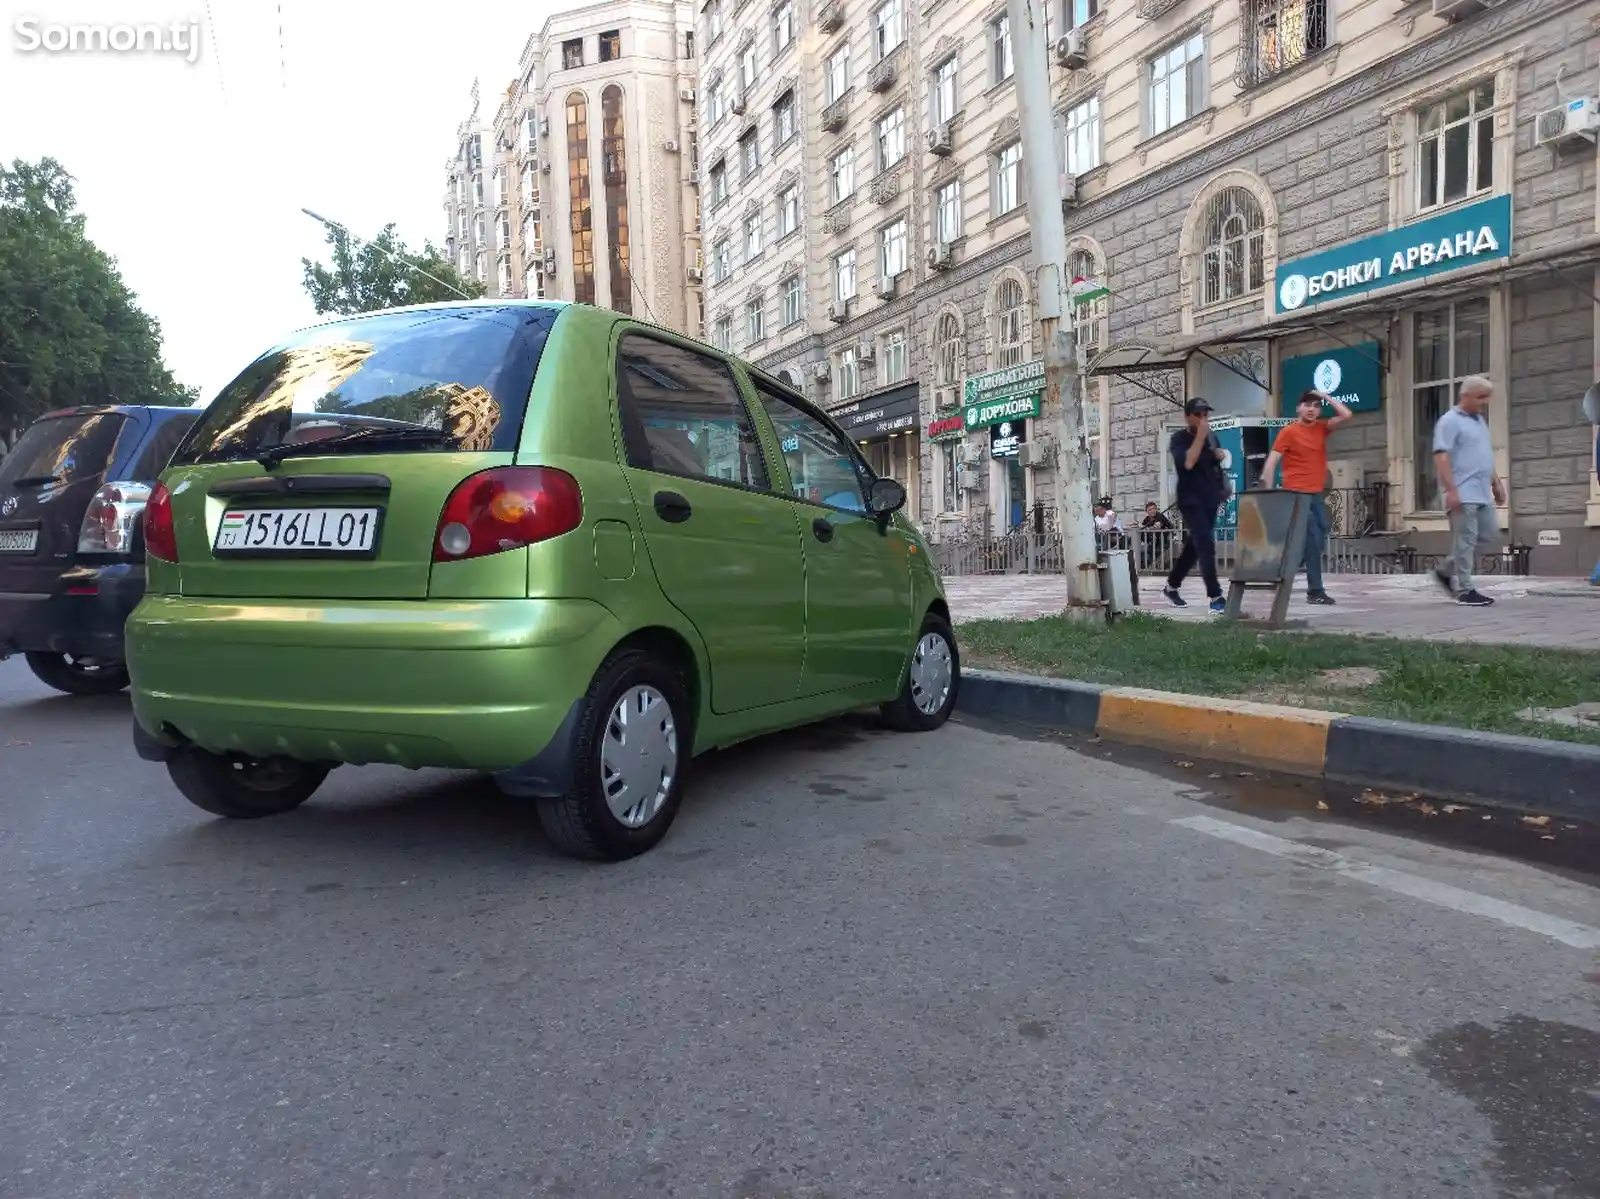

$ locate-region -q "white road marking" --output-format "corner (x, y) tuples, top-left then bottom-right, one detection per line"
(1171, 813), (1600, 950)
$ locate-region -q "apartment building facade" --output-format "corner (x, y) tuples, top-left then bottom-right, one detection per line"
(702, 0), (1600, 573)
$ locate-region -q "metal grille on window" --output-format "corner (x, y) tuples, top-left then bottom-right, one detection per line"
(1199, 187), (1265, 308)
(1238, 0), (1328, 88)
(996, 279), (1025, 368)
(935, 313), (962, 409)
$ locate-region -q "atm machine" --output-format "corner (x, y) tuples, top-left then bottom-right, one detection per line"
(1209, 416), (1293, 530)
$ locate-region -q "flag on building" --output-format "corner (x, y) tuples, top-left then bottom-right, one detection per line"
(1069, 276), (1109, 305)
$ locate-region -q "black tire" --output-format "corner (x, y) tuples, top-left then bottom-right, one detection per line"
(167, 748), (328, 819)
(881, 613), (960, 733)
(25, 651), (129, 696)
(535, 648), (691, 861)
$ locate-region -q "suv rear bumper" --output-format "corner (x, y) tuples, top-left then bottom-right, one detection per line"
(127, 594), (623, 778)
(0, 562), (145, 662)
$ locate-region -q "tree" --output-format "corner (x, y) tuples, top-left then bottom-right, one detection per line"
(0, 157), (196, 446)
(300, 222), (483, 316)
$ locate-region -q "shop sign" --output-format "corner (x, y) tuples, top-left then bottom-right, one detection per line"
(965, 391), (1041, 431)
(990, 419), (1027, 458)
(963, 359), (1043, 406)
(837, 383), (920, 442)
(1279, 343), (1383, 415)
(1274, 194), (1511, 313)
(927, 414), (966, 441)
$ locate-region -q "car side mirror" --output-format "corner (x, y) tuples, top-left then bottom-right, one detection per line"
(866, 477), (906, 524)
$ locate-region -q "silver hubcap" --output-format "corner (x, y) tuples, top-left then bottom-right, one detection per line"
(909, 632), (953, 716)
(599, 685), (678, 828)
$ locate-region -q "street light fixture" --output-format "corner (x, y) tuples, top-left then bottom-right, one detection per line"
(300, 208), (472, 301)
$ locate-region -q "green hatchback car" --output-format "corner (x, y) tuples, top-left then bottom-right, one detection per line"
(128, 301), (959, 859)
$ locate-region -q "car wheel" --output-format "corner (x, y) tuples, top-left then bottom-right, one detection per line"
(24, 651), (130, 696)
(166, 748), (328, 819)
(535, 649), (690, 861)
(881, 613), (960, 733)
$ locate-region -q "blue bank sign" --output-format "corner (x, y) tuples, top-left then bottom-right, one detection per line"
(1275, 194), (1512, 313)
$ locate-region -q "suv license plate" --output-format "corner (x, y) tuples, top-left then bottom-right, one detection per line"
(214, 508), (381, 556)
(0, 529), (38, 553)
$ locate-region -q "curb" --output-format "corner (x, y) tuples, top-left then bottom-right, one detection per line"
(957, 668), (1600, 824)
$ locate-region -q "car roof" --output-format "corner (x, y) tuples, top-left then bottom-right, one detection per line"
(33, 403), (199, 421)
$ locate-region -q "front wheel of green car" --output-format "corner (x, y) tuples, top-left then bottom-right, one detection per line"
(536, 649), (690, 861)
(167, 748), (329, 819)
(881, 614), (960, 733)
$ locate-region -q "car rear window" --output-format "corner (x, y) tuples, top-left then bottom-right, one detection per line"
(0, 413), (127, 489)
(170, 305), (561, 468)
(129, 412), (202, 481)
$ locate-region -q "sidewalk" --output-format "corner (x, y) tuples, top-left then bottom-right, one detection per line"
(942, 572), (1600, 651)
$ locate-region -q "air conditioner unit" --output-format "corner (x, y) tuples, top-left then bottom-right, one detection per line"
(957, 465), (983, 490)
(664, 139), (681, 152)
(811, 361), (832, 381)
(680, 86), (697, 102)
(875, 275), (896, 300)
(1327, 459), (1362, 492)
(856, 339), (876, 361)
(1060, 173), (1078, 210)
(542, 251), (556, 270)
(1534, 97), (1600, 147)
(539, 117), (550, 136)
(687, 265), (703, 282)
(1054, 29), (1088, 70)
(540, 160), (551, 174)
(1430, 0), (1487, 16)
(927, 241), (954, 270)
(827, 300), (848, 323)
(1019, 439), (1057, 469)
(730, 93), (747, 115)
(926, 123), (953, 156)
(959, 442), (985, 467)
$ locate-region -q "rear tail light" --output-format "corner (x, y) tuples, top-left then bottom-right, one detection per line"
(78, 481), (153, 554)
(143, 481), (178, 562)
(433, 467), (583, 562)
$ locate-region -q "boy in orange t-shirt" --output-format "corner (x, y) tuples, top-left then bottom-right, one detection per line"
(1262, 388), (1353, 604)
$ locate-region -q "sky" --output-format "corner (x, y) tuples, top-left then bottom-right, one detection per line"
(2, 0), (556, 401)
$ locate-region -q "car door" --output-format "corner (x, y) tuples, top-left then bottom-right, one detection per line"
(613, 330), (807, 714)
(746, 380), (911, 699)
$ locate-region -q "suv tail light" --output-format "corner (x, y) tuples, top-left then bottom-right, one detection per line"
(78, 481), (153, 554)
(143, 481), (178, 562)
(433, 467), (583, 562)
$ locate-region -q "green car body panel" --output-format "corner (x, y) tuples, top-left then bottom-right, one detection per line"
(127, 302), (950, 787)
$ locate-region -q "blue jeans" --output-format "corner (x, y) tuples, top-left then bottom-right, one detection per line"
(1301, 494), (1328, 593)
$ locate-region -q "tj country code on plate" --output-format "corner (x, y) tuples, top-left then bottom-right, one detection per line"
(214, 508), (380, 554)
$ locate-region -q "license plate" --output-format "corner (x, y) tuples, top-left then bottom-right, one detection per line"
(0, 529), (38, 553)
(213, 508), (382, 556)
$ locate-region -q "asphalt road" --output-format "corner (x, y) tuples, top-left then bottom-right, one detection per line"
(3, 658), (1598, 1199)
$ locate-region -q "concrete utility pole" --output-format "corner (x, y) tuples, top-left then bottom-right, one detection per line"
(1004, 0), (1101, 610)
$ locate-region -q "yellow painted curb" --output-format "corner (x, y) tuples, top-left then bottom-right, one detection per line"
(1096, 687), (1345, 774)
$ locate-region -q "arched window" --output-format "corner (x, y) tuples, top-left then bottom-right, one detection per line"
(565, 91), (595, 304)
(601, 86), (632, 315)
(1067, 245), (1106, 358)
(1199, 186), (1265, 308)
(994, 277), (1026, 367)
(933, 311), (963, 409)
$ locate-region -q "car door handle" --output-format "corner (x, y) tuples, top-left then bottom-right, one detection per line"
(812, 518), (834, 543)
(653, 491), (692, 523)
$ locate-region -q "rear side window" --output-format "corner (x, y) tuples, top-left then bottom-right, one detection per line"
(749, 384), (870, 512)
(171, 306), (560, 468)
(129, 412), (201, 481)
(0, 413), (127, 489)
(614, 333), (768, 490)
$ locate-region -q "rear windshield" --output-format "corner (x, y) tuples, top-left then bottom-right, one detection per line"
(170, 305), (561, 468)
(0, 413), (127, 489)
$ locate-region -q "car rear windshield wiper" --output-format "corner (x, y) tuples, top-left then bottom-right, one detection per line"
(10, 475), (62, 488)
(257, 426), (450, 469)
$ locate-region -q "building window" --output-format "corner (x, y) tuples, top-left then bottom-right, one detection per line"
(498, 257), (513, 293)
(774, 91), (795, 144)
(778, 184), (799, 237)
(1412, 297), (1490, 510)
(1198, 187), (1265, 307)
(499, 214), (511, 247)
(599, 29), (621, 61)
(1064, 97), (1100, 176)
(745, 208), (763, 258)
(708, 0), (722, 42)
(458, 210), (468, 238)
(709, 78), (725, 124)
(1064, 0), (1099, 27)
(994, 142), (1022, 215)
(932, 56), (959, 125)
(878, 108), (906, 170)
(1149, 34), (1206, 136)
(476, 252), (487, 283)
(563, 38), (584, 69)
(830, 147), (856, 204)
(714, 314), (733, 351)
(880, 218), (908, 278)
(710, 160), (727, 206)
(601, 85), (632, 316)
(837, 346), (860, 399)
(782, 274), (803, 325)
(685, 30), (695, 58)
(835, 248), (857, 301)
(741, 41), (758, 92)
(827, 43), (851, 103)
(713, 237), (732, 282)
(774, 0), (794, 52)
(1068, 247), (1105, 356)
(564, 93), (595, 304)
(1417, 81), (1496, 213)
(881, 327), (908, 384)
(994, 277), (1026, 367)
(991, 15), (1012, 84)
(740, 128), (760, 176)
(1242, 0), (1328, 86)
(935, 180), (962, 244)
(934, 311), (963, 409)
(473, 173), (484, 206)
(746, 297), (765, 343)
(874, 0), (904, 58)
(474, 213), (486, 244)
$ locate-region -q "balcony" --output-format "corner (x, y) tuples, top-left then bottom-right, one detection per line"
(818, 0), (843, 32)
(1136, 0), (1181, 15)
(868, 47), (901, 94)
(823, 205), (851, 235)
(821, 94), (849, 133)
(869, 173), (901, 205)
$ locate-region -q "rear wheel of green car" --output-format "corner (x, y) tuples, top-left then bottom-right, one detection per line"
(167, 748), (329, 819)
(881, 613), (960, 733)
(536, 648), (690, 861)
(25, 651), (130, 696)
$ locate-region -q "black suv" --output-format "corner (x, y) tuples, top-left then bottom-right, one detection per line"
(0, 405), (199, 694)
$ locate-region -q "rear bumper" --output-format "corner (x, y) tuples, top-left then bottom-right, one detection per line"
(127, 595), (623, 777)
(0, 563), (144, 662)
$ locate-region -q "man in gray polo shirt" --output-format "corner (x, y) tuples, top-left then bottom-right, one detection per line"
(1432, 375), (1505, 607)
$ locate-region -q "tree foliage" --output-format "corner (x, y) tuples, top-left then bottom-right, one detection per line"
(0, 157), (197, 445)
(300, 222), (483, 316)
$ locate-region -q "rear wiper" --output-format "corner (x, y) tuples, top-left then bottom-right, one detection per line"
(10, 475), (61, 488)
(257, 426), (449, 469)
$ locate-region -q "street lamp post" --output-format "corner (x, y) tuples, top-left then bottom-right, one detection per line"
(300, 208), (472, 301)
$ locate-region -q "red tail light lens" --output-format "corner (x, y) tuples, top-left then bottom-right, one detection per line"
(433, 467), (583, 562)
(143, 481), (178, 562)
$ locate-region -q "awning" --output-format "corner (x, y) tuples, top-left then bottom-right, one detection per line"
(1086, 343), (1188, 376)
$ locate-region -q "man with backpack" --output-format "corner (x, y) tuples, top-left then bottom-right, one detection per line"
(1163, 398), (1229, 614)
